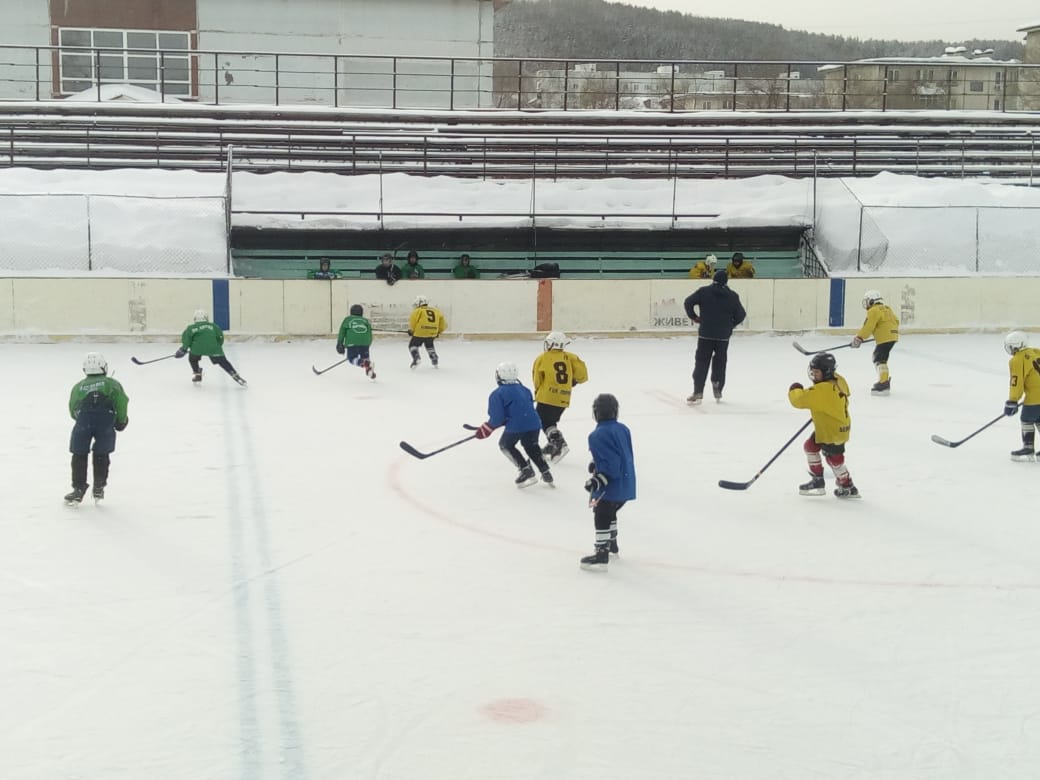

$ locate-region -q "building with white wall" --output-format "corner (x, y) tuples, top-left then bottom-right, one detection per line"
(0, 0), (497, 107)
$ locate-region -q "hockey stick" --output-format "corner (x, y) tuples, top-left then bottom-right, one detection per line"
(718, 419), (813, 491)
(791, 338), (874, 355)
(399, 434), (477, 460)
(131, 353), (178, 365)
(312, 358), (350, 375)
(931, 406), (1019, 448)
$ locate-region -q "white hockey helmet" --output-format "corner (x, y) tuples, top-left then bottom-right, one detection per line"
(544, 330), (570, 351)
(1005, 330), (1028, 355)
(495, 361), (520, 385)
(705, 253), (717, 267)
(862, 290), (883, 309)
(193, 309), (208, 322)
(82, 352), (108, 375)
(413, 295), (428, 308)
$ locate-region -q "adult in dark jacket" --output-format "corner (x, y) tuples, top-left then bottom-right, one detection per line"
(374, 253), (402, 285)
(682, 269), (746, 404)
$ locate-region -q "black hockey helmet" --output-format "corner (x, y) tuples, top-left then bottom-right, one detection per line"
(592, 393), (619, 422)
(809, 351), (837, 381)
(350, 304), (363, 316)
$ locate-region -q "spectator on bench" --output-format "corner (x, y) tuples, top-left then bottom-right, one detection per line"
(405, 250), (426, 279)
(689, 254), (717, 280)
(726, 252), (756, 279)
(308, 257), (340, 280)
(375, 253), (403, 286)
(452, 253), (480, 279)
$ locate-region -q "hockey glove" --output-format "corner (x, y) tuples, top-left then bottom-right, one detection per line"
(1005, 400), (1020, 417)
(115, 419), (128, 432)
(174, 348), (187, 358)
(584, 472), (609, 493)
(789, 382), (804, 391)
(850, 336), (863, 348)
(588, 461), (596, 474)
(336, 343), (345, 355)
(691, 315), (701, 324)
(407, 329), (414, 337)
(474, 422), (494, 439)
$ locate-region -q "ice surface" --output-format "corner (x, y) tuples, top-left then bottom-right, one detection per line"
(2, 333), (1039, 779)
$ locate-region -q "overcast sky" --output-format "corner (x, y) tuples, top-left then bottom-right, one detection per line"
(615, 0), (1036, 43)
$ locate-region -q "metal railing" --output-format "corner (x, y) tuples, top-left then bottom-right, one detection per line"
(3, 43), (1040, 112)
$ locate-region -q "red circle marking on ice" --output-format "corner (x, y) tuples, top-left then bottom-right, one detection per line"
(482, 698), (547, 724)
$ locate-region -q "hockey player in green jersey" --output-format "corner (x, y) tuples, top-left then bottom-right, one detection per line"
(336, 304), (376, 379)
(175, 309), (246, 386)
(66, 352), (129, 504)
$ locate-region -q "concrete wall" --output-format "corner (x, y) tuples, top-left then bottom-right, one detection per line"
(197, 0), (494, 107)
(0, 276), (1036, 338)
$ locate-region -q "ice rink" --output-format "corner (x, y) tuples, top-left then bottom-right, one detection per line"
(3, 332), (1039, 779)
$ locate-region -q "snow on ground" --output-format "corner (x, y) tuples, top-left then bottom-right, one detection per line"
(3, 332), (1039, 779)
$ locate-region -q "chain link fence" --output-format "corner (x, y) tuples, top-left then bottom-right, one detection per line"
(0, 193), (228, 273)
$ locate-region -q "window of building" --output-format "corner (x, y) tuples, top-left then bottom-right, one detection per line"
(887, 69), (900, 83)
(995, 71), (1002, 84)
(58, 28), (192, 96)
(994, 99), (1001, 110)
(969, 80), (984, 92)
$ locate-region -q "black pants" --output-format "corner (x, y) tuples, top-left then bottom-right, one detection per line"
(190, 354), (238, 376)
(692, 338), (730, 393)
(499, 429), (550, 473)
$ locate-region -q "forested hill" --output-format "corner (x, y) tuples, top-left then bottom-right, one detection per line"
(494, 0), (1024, 62)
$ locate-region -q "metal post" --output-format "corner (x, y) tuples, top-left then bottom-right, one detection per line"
(392, 56), (398, 109)
(563, 61), (569, 111)
(159, 50), (166, 101)
(333, 55), (339, 108)
(275, 53), (280, 106)
(518, 59), (524, 110)
(607, 61), (615, 110)
(214, 53), (220, 104)
(225, 145), (234, 274)
(731, 63), (738, 110)
(669, 64), (676, 113)
(86, 196), (93, 272)
(786, 63), (792, 111)
(856, 206), (864, 272)
(35, 46), (40, 101)
(881, 65), (887, 112)
(975, 208), (980, 272)
(95, 49), (102, 101)
(450, 58), (455, 111)
(841, 64), (848, 112)
(812, 151), (818, 229)
(378, 157), (384, 228)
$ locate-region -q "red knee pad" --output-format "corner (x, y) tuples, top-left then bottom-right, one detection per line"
(824, 452), (845, 468)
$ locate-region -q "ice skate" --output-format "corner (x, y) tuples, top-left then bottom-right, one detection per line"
(540, 469), (555, 487)
(1010, 446), (1036, 462)
(834, 483), (861, 499)
(609, 539), (619, 557)
(515, 465), (538, 488)
(92, 485), (105, 502)
(712, 381), (723, 402)
(192, 371), (203, 384)
(548, 442), (569, 464)
(686, 392), (703, 406)
(798, 475), (826, 496)
(580, 547), (610, 572)
(231, 373), (247, 386)
(409, 352), (420, 369)
(870, 380), (890, 396)
(64, 486), (87, 505)
(362, 359), (376, 380)
(430, 354), (439, 369)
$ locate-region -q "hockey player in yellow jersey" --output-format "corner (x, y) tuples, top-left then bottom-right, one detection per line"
(532, 331), (589, 463)
(851, 289), (899, 395)
(788, 352), (859, 499)
(688, 254), (717, 280)
(407, 295), (446, 369)
(1003, 330), (1040, 461)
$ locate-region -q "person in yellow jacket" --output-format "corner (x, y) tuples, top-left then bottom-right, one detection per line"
(531, 331), (589, 463)
(1003, 330), (1040, 461)
(688, 254), (717, 280)
(851, 289), (899, 395)
(788, 352), (859, 499)
(725, 252), (756, 279)
(407, 295), (447, 369)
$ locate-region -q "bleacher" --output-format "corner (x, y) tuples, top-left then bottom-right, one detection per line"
(231, 249), (805, 280)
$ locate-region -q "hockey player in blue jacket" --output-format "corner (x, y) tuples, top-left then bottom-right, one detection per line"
(474, 362), (554, 488)
(581, 393), (636, 571)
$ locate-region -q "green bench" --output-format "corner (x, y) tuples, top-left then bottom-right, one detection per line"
(231, 249), (805, 280)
